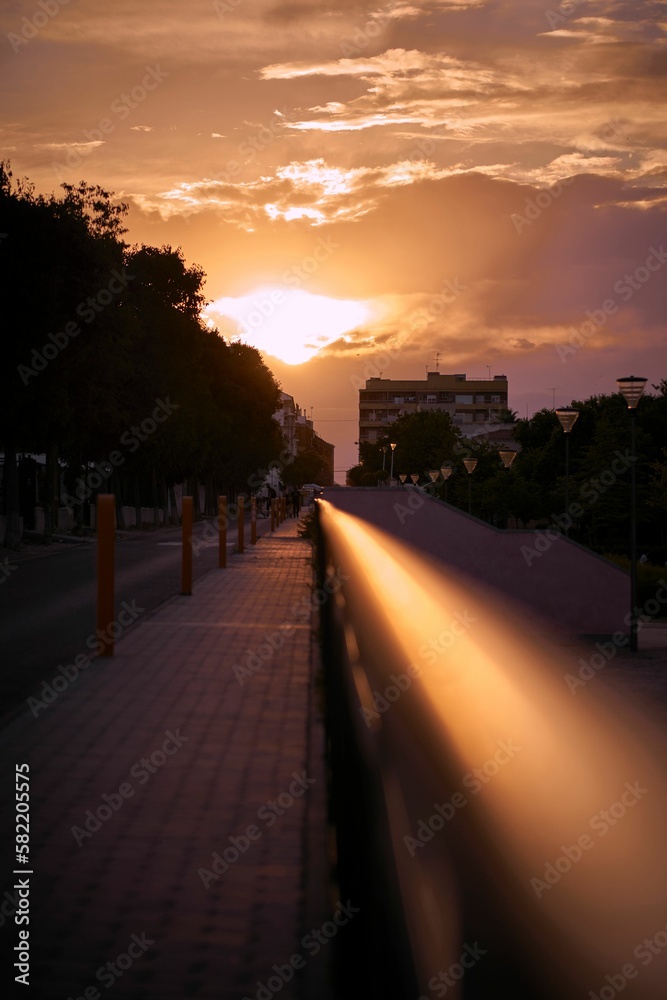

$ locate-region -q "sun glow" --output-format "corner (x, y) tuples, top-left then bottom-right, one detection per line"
(205, 288), (372, 364)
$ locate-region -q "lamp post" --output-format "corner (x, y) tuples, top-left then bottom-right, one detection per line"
(399, 474), (407, 485)
(440, 465), (453, 503)
(463, 458), (477, 515)
(617, 375), (647, 653)
(555, 407), (579, 535)
(389, 442), (397, 485)
(380, 445), (388, 487)
(410, 474), (419, 485)
(499, 449), (517, 528)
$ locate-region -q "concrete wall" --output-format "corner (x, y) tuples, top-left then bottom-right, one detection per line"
(321, 487), (630, 635)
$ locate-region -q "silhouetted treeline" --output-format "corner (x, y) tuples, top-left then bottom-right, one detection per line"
(0, 163), (282, 546)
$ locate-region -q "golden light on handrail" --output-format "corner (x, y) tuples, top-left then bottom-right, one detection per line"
(319, 499), (667, 995)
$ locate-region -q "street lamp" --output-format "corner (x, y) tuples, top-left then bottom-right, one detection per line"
(379, 445), (388, 487)
(389, 442), (397, 485)
(617, 375), (647, 652)
(428, 470), (440, 485)
(440, 465), (453, 503)
(399, 474), (407, 485)
(499, 450), (517, 528)
(410, 473), (419, 485)
(555, 407), (579, 535)
(463, 458), (477, 515)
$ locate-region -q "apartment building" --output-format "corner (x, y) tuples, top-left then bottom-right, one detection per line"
(358, 371), (509, 452)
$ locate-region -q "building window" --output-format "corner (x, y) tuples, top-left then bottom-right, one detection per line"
(455, 394), (473, 404)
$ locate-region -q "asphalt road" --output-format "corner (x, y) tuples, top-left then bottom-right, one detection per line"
(0, 516), (276, 720)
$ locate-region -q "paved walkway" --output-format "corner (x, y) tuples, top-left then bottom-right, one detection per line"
(1, 520), (334, 1000)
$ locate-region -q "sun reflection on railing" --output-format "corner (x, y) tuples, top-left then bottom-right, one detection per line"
(319, 499), (667, 998)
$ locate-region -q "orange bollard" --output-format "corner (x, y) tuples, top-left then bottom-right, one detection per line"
(218, 495), (227, 568)
(181, 496), (193, 595)
(238, 495), (245, 553)
(96, 494), (115, 657)
(251, 497), (257, 544)
(270, 498), (276, 532)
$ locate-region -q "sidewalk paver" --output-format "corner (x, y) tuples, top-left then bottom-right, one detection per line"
(1, 520), (333, 1000)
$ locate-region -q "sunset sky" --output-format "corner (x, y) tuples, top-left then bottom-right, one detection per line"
(2, 0), (666, 478)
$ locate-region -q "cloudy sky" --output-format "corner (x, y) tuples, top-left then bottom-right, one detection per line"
(2, 0), (666, 476)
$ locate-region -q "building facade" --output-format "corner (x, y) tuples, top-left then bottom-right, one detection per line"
(358, 371), (509, 454)
(273, 392), (335, 487)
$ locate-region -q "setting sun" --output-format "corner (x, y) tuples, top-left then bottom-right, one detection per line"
(206, 288), (372, 365)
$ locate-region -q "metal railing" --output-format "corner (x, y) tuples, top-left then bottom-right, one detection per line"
(316, 499), (667, 999)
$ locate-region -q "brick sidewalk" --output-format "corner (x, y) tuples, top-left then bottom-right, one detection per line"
(1, 521), (334, 1000)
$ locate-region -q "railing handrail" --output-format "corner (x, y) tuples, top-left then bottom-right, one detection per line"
(317, 499), (667, 999)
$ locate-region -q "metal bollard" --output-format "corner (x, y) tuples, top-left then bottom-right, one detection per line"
(96, 494), (115, 656)
(181, 496), (193, 595)
(238, 496), (245, 553)
(219, 495), (227, 568)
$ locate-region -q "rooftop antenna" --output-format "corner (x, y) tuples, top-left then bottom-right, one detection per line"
(547, 387), (559, 410)
(486, 365), (492, 379)
(430, 352), (442, 372)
